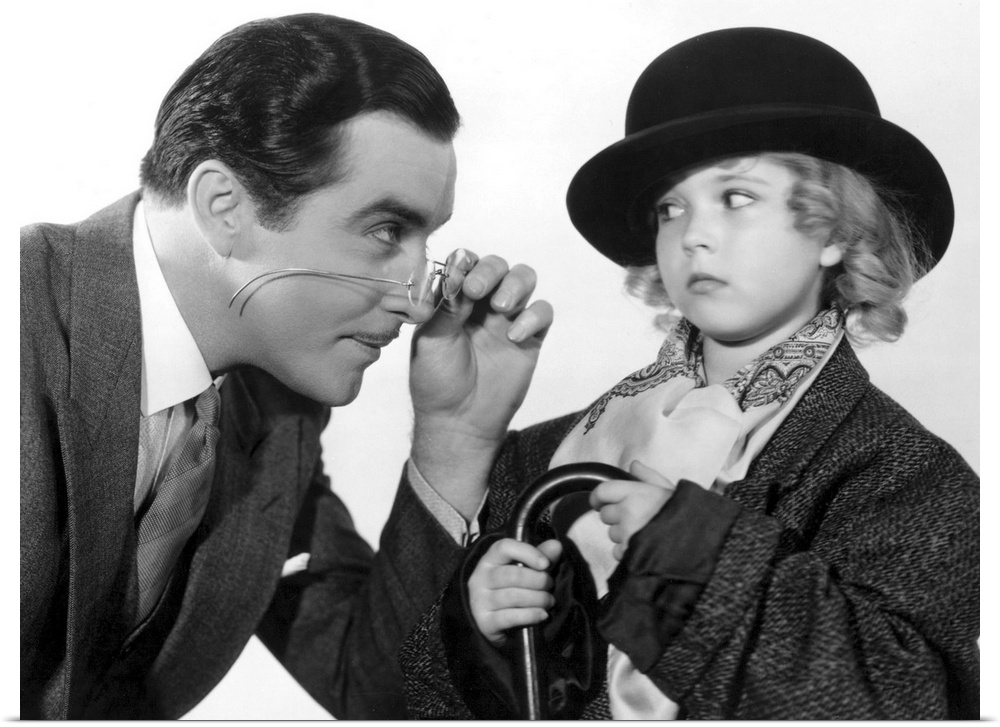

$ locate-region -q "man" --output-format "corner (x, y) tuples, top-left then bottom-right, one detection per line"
(20, 13), (551, 719)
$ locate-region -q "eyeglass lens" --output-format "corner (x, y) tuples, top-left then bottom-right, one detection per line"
(412, 261), (448, 311)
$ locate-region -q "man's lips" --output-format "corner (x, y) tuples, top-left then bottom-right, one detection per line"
(351, 329), (400, 348)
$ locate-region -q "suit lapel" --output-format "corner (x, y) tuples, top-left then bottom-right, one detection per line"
(61, 193), (146, 715)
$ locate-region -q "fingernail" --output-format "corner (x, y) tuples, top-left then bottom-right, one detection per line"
(507, 322), (525, 342)
(466, 278), (484, 296)
(492, 292), (511, 309)
(450, 247), (469, 266)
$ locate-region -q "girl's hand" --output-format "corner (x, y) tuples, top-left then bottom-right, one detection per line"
(589, 461), (676, 561)
(468, 537), (563, 645)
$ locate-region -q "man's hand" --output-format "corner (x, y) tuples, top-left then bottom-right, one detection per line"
(409, 249), (553, 518)
(589, 461), (676, 560)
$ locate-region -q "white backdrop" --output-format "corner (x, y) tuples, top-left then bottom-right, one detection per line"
(13, 0), (986, 720)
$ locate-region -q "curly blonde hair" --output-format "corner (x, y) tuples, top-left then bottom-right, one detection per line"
(624, 152), (928, 344)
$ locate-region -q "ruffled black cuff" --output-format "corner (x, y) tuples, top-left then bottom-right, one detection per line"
(598, 480), (742, 672)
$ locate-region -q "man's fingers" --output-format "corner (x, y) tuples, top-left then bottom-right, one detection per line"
(488, 263), (537, 313)
(441, 248), (478, 301)
(506, 299), (554, 343)
(460, 254), (510, 300)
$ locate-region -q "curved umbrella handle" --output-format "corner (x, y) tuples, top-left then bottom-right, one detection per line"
(506, 462), (633, 719)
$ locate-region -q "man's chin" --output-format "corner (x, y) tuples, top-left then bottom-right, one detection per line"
(317, 373), (365, 408)
(278, 366), (366, 408)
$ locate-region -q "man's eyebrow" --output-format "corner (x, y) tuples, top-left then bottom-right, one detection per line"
(348, 197), (432, 229)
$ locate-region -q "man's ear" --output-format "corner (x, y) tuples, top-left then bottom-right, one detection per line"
(187, 160), (251, 258)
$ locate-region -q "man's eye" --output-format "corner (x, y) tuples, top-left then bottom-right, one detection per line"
(369, 224), (401, 244)
(723, 191), (755, 209)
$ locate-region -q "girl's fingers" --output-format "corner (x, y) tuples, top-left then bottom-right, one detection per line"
(597, 502), (621, 526)
(480, 538), (553, 570)
(535, 538), (563, 562)
(486, 587), (556, 611)
(589, 479), (636, 508)
(484, 607), (551, 638)
(629, 459), (674, 489)
(485, 564), (554, 592)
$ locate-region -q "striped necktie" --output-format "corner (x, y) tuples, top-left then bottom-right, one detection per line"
(133, 383), (221, 626)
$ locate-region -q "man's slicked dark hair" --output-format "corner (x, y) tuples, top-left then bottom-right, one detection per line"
(139, 13), (461, 228)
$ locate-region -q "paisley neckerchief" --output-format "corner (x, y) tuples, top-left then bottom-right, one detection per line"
(582, 308), (843, 434)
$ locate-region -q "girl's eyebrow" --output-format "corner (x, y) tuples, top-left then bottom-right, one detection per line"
(714, 172), (772, 185)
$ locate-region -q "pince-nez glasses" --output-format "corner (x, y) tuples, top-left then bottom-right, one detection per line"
(228, 258), (449, 316)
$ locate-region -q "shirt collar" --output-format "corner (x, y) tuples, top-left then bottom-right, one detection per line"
(133, 200), (214, 416)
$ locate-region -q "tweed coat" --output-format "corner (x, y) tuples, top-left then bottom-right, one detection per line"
(20, 193), (465, 719)
(400, 339), (980, 719)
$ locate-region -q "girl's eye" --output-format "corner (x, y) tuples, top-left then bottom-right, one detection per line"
(369, 224), (401, 244)
(655, 201), (685, 223)
(723, 191), (755, 209)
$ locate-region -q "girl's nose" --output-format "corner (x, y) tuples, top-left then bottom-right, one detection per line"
(680, 211), (717, 254)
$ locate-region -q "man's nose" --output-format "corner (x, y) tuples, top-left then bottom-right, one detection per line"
(380, 246), (438, 324)
(392, 293), (436, 325)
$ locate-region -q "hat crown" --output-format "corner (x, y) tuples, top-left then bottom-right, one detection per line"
(625, 27), (880, 135)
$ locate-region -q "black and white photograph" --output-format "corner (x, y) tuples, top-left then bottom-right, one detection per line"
(15, 0), (985, 719)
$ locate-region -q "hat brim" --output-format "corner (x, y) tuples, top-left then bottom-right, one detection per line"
(566, 106), (953, 270)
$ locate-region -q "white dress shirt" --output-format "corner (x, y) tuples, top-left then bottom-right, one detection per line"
(132, 201), (218, 513)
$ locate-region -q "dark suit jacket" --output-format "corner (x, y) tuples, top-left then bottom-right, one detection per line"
(20, 193), (464, 719)
(400, 340), (980, 719)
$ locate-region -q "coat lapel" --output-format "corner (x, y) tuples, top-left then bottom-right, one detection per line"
(61, 193), (146, 716)
(727, 339), (871, 516)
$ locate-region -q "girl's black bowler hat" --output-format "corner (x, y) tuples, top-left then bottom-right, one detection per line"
(566, 27), (954, 271)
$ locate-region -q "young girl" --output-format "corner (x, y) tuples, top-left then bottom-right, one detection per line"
(399, 27), (978, 719)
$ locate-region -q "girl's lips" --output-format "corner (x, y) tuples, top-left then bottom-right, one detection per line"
(687, 273), (725, 293)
